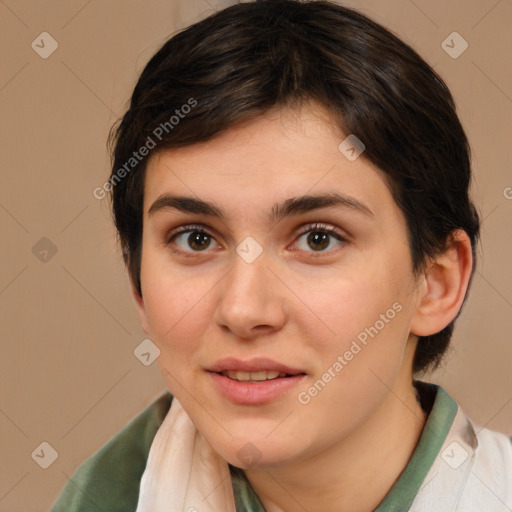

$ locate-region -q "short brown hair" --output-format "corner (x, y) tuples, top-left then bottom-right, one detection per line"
(108, 0), (480, 373)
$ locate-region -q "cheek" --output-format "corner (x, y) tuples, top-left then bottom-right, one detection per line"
(296, 256), (408, 352)
(140, 253), (212, 354)
(141, 272), (213, 400)
(293, 254), (414, 414)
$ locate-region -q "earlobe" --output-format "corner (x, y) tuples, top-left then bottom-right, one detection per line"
(410, 230), (473, 337)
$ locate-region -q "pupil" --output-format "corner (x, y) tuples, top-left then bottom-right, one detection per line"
(189, 232), (210, 251)
(308, 232), (329, 251)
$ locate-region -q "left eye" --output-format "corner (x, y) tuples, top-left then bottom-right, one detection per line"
(293, 224), (347, 252)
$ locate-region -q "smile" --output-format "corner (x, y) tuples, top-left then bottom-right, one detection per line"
(207, 358), (307, 405)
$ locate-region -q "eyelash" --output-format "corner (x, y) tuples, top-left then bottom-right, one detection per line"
(165, 222), (348, 256)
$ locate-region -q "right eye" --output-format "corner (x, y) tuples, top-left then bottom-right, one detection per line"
(167, 224), (222, 254)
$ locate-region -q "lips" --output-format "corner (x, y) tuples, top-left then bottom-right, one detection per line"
(207, 357), (306, 405)
(207, 357), (305, 376)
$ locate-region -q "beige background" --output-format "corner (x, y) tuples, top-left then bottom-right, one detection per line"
(1, 0), (511, 510)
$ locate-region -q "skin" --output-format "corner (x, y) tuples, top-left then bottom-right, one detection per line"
(132, 102), (473, 511)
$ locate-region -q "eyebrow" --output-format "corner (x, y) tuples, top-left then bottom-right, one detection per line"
(147, 192), (374, 223)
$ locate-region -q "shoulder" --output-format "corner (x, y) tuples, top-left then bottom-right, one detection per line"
(475, 424), (512, 461)
(470, 424), (512, 499)
(49, 392), (173, 512)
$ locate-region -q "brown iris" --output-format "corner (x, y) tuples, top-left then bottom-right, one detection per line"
(308, 231), (330, 251)
(187, 232), (211, 251)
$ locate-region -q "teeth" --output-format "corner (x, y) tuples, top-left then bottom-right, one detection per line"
(223, 370), (286, 381)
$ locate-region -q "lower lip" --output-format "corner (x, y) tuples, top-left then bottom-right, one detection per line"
(209, 372), (306, 405)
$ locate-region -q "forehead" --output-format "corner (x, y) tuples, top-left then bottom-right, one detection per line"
(143, 104), (399, 225)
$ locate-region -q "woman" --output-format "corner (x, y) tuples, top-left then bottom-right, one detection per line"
(51, 1), (512, 510)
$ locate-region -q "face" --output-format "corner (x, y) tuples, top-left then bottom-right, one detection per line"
(135, 104), (423, 468)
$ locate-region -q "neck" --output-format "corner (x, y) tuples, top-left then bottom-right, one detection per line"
(243, 375), (427, 512)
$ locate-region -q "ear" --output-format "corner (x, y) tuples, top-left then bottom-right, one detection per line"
(128, 273), (150, 335)
(410, 229), (474, 337)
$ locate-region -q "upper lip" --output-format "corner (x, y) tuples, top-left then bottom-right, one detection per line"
(207, 357), (306, 375)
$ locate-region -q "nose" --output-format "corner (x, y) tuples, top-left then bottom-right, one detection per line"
(213, 251), (287, 340)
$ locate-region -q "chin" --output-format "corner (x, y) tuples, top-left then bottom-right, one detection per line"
(213, 435), (300, 470)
